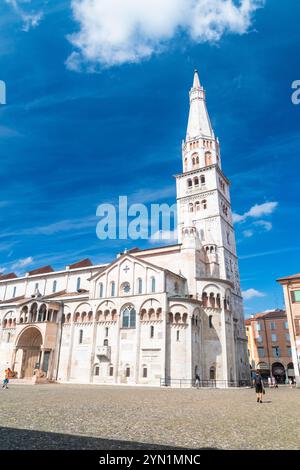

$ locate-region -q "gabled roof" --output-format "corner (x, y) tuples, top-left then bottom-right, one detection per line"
(28, 265), (54, 276)
(247, 309), (286, 321)
(89, 252), (185, 282)
(277, 273), (300, 283)
(68, 258), (93, 269)
(0, 295), (26, 305)
(0, 273), (18, 280)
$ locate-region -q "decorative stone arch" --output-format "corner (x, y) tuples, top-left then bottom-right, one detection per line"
(16, 325), (43, 348)
(62, 305), (72, 324)
(2, 310), (16, 329)
(205, 151), (212, 166)
(169, 303), (189, 325)
(120, 303), (136, 329)
(96, 299), (117, 322)
(224, 288), (231, 311)
(139, 298), (161, 321)
(201, 284), (220, 309)
(73, 302), (92, 322)
(191, 152), (199, 167)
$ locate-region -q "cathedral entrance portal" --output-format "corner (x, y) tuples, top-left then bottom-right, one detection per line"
(16, 327), (43, 378)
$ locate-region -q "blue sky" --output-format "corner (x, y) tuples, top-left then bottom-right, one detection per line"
(0, 0), (299, 316)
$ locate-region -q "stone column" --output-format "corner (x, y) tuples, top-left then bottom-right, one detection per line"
(135, 309), (141, 384)
(11, 347), (18, 371)
(220, 299), (229, 387)
(90, 306), (98, 383)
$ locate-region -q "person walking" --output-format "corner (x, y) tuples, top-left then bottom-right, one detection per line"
(2, 368), (11, 389)
(195, 373), (201, 389)
(253, 371), (265, 403)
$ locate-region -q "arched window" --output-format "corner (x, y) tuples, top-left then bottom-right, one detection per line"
(210, 366), (216, 380)
(111, 281), (115, 297)
(176, 330), (180, 341)
(200, 175), (205, 185)
(194, 177), (199, 186)
(151, 276), (156, 293)
(103, 338), (108, 346)
(13, 286), (17, 298)
(210, 293), (215, 308)
(191, 152), (198, 166)
(209, 315), (213, 328)
(189, 203), (194, 213)
(187, 178), (192, 188)
(202, 292), (208, 307)
(142, 366), (147, 378)
(202, 200), (207, 210)
(79, 329), (83, 344)
(205, 151), (212, 166)
(99, 283), (104, 298)
(94, 365), (100, 376)
(76, 277), (81, 291)
(195, 201), (200, 212)
(109, 365), (114, 377)
(122, 305), (136, 329)
(126, 367), (131, 378)
(137, 278), (143, 294)
(150, 325), (154, 338)
(52, 280), (57, 293)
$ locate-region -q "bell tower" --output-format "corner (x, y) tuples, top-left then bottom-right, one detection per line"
(176, 70), (241, 297)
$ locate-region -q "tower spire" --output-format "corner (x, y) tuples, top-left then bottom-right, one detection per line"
(186, 70), (214, 140)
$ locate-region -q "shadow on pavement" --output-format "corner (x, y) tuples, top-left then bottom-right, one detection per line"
(0, 426), (214, 450)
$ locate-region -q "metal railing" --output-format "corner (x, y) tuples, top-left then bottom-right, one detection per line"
(160, 378), (251, 388)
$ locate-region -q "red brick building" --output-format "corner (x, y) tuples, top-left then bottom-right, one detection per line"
(245, 309), (295, 383)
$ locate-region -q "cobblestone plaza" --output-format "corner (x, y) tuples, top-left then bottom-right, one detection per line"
(0, 384), (299, 450)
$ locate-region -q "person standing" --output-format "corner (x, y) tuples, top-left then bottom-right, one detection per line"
(253, 371), (265, 403)
(2, 368), (11, 389)
(195, 373), (201, 389)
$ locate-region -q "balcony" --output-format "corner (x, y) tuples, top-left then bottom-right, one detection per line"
(96, 345), (111, 360)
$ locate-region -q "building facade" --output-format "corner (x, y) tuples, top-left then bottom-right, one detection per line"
(277, 274), (300, 387)
(245, 309), (295, 383)
(0, 71), (250, 387)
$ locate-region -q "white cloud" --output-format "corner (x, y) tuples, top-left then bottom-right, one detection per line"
(233, 201), (278, 224)
(5, 0), (43, 32)
(242, 288), (266, 300)
(11, 256), (33, 270)
(67, 0), (264, 69)
(253, 220), (272, 232)
(242, 229), (254, 238)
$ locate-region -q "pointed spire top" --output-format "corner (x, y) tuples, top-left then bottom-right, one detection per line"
(186, 69), (214, 140)
(193, 69), (201, 89)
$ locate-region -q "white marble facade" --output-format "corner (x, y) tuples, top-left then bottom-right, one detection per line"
(0, 71), (250, 386)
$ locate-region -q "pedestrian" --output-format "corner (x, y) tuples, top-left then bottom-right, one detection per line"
(253, 371), (265, 403)
(2, 368), (11, 389)
(268, 376), (272, 388)
(195, 373), (200, 389)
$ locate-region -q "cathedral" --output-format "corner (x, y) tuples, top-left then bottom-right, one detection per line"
(0, 71), (250, 386)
